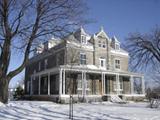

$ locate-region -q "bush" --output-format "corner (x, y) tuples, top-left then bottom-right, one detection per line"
(13, 86), (24, 100)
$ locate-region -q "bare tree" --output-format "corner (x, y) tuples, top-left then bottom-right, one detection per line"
(0, 0), (88, 103)
(123, 26), (160, 88)
(66, 44), (79, 120)
(124, 26), (160, 71)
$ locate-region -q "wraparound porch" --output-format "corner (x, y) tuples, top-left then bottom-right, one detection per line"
(28, 65), (145, 102)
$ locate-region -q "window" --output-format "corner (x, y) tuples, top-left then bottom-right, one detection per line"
(44, 59), (48, 69)
(81, 35), (87, 44)
(113, 80), (116, 91)
(80, 53), (86, 65)
(27, 81), (30, 93)
(38, 62), (41, 71)
(78, 80), (82, 89)
(98, 41), (106, 48)
(33, 70), (36, 80)
(99, 58), (106, 68)
(86, 80), (90, 89)
(113, 80), (123, 91)
(33, 70), (36, 74)
(115, 59), (120, 69)
(120, 80), (123, 90)
(115, 43), (120, 50)
(102, 41), (106, 48)
(98, 41), (101, 47)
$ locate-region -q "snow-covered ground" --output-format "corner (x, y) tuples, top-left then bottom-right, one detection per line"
(0, 101), (159, 120)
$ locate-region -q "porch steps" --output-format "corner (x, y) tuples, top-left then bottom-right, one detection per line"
(110, 95), (127, 104)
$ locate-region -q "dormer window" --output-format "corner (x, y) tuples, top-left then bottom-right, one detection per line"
(81, 35), (87, 44)
(115, 43), (120, 50)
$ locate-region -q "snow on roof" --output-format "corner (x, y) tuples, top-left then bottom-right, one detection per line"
(110, 49), (129, 56)
(67, 40), (94, 51)
(112, 36), (120, 43)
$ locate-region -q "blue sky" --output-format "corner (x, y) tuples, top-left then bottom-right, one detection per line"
(9, 0), (160, 87)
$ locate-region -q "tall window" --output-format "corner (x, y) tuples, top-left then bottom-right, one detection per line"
(115, 59), (120, 69)
(113, 79), (123, 91)
(99, 58), (106, 68)
(38, 62), (41, 71)
(80, 53), (86, 65)
(27, 81), (30, 93)
(44, 59), (48, 69)
(78, 79), (82, 89)
(81, 35), (87, 44)
(115, 43), (120, 50)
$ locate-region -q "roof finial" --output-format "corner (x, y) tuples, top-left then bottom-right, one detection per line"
(100, 26), (104, 31)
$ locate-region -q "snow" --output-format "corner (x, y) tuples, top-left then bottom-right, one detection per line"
(0, 102), (5, 107)
(0, 101), (159, 120)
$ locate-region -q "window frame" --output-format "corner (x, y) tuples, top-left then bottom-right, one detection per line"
(114, 59), (121, 70)
(38, 62), (41, 71)
(81, 35), (87, 44)
(80, 52), (86, 65)
(44, 59), (48, 70)
(113, 79), (123, 91)
(115, 43), (120, 50)
(99, 57), (106, 68)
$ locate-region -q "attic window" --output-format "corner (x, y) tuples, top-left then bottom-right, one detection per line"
(115, 43), (120, 50)
(81, 35), (87, 44)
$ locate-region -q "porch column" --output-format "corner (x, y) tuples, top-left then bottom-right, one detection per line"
(101, 73), (104, 94)
(82, 71), (86, 97)
(48, 73), (50, 95)
(82, 71), (84, 96)
(142, 76), (145, 94)
(101, 73), (105, 94)
(103, 73), (106, 94)
(63, 69), (66, 95)
(130, 75), (134, 94)
(59, 69), (62, 96)
(38, 75), (41, 95)
(84, 72), (86, 97)
(116, 74), (120, 94)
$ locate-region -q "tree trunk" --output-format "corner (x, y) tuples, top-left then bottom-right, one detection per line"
(0, 78), (9, 104)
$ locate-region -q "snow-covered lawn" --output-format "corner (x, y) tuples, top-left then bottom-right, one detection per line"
(0, 101), (159, 120)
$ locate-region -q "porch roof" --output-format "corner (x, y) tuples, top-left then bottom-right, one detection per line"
(60, 65), (143, 77)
